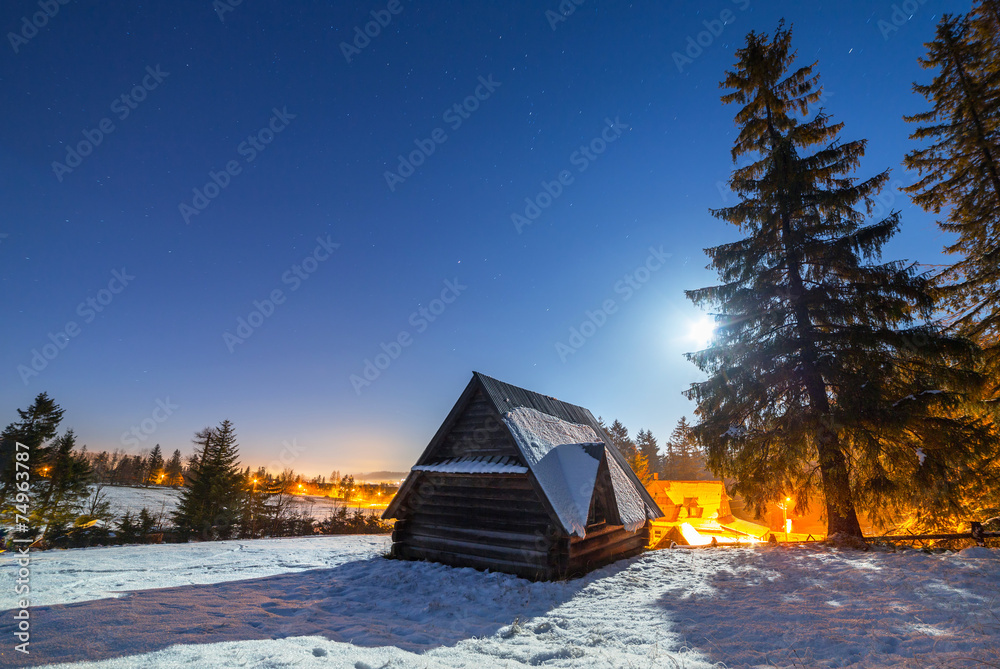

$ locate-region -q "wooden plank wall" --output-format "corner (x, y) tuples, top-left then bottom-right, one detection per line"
(563, 522), (649, 578)
(391, 472), (566, 580)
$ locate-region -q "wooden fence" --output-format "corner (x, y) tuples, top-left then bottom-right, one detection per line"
(663, 522), (998, 549)
(869, 521), (999, 547)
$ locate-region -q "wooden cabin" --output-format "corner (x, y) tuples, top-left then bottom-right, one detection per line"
(383, 372), (662, 580)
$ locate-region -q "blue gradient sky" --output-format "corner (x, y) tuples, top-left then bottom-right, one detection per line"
(0, 0), (966, 476)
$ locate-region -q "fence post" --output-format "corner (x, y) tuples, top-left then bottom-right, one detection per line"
(971, 521), (985, 547)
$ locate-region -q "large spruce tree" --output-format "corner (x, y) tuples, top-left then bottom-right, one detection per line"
(686, 24), (996, 537)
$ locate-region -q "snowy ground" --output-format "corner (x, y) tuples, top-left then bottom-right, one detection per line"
(2, 537), (998, 668)
(95, 485), (384, 521)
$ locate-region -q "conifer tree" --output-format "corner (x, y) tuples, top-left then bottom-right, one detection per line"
(0, 393), (65, 504)
(626, 449), (651, 484)
(686, 23), (996, 538)
(118, 510), (138, 544)
(604, 420), (637, 459)
(34, 430), (92, 538)
(635, 429), (661, 475)
(904, 7), (1000, 386)
(164, 449), (183, 487)
(663, 417), (711, 481)
(339, 474), (355, 502)
(137, 508), (155, 539)
(146, 444), (165, 485)
(172, 422), (245, 540)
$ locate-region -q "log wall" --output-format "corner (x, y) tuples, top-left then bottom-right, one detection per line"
(563, 521), (649, 577)
(391, 472), (565, 580)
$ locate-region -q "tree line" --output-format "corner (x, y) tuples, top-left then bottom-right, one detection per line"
(684, 4), (1000, 539)
(0, 393), (389, 548)
(599, 416), (711, 482)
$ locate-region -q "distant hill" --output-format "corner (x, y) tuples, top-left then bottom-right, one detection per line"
(353, 471), (409, 483)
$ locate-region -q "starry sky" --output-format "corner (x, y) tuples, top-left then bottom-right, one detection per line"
(0, 0), (970, 476)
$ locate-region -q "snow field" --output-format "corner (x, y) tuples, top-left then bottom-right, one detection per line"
(93, 485), (383, 522)
(1, 537), (998, 668)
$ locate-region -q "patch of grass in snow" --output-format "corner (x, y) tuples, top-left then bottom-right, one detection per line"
(499, 616), (522, 638)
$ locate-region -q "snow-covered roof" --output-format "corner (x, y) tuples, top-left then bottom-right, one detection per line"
(504, 406), (603, 537)
(412, 455), (528, 475)
(605, 451), (650, 531)
(503, 406), (643, 537)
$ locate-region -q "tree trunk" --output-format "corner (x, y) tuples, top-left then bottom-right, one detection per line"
(764, 106), (865, 540)
(779, 193), (864, 538)
(815, 431), (864, 537)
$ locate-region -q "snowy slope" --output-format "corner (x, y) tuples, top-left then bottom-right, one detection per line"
(94, 485), (382, 521)
(2, 538), (999, 668)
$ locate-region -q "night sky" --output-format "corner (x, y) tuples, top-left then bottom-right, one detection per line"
(0, 0), (966, 476)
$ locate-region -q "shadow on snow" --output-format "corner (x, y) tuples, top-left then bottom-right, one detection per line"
(0, 555), (599, 667)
